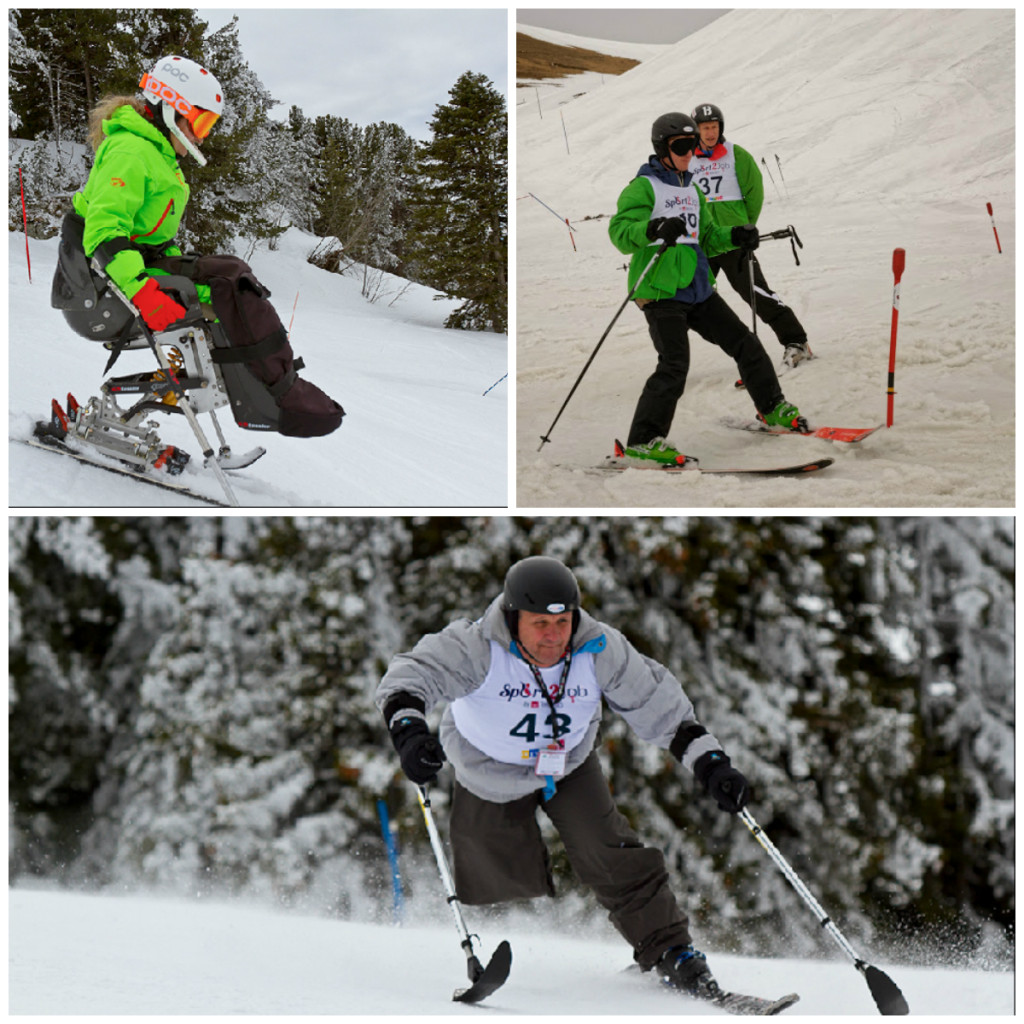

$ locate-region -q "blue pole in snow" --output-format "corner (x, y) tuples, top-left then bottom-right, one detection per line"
(376, 798), (404, 924)
(482, 373), (507, 396)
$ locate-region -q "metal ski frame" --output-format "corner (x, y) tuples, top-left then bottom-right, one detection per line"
(739, 809), (909, 1016)
(102, 275), (242, 506)
(416, 786), (512, 1003)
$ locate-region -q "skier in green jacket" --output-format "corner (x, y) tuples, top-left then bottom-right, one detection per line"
(608, 112), (808, 467)
(71, 55), (223, 331)
(690, 103), (811, 370)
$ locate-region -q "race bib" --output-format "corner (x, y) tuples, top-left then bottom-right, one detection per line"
(450, 642), (601, 766)
(648, 177), (701, 246)
(690, 141), (743, 203)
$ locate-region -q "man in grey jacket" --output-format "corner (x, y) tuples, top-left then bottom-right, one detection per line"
(377, 555), (750, 1001)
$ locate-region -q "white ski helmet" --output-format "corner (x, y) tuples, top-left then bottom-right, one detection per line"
(140, 55), (224, 166)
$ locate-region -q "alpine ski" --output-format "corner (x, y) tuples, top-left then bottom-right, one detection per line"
(707, 989), (800, 1016)
(21, 428), (233, 508)
(722, 417), (882, 444)
(602, 451), (833, 477)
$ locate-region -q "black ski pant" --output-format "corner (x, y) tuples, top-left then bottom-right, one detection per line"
(708, 248), (807, 348)
(627, 292), (783, 448)
(450, 752), (693, 969)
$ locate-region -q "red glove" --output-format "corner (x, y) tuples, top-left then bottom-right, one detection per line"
(131, 277), (186, 331)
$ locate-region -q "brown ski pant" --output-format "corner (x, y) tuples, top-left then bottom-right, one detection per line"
(450, 751), (692, 969)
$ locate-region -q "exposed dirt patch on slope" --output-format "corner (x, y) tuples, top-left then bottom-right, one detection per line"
(516, 32), (639, 83)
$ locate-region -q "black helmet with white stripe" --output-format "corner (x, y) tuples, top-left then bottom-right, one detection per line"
(691, 102), (725, 142)
(502, 556), (581, 636)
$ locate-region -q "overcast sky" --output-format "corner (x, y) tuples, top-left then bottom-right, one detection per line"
(516, 8), (726, 44)
(197, 9), (507, 140)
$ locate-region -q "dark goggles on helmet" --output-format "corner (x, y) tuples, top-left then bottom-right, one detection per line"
(668, 136), (698, 156)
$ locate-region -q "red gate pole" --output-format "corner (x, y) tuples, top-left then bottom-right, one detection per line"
(19, 167), (32, 283)
(986, 202), (1002, 253)
(887, 248), (905, 428)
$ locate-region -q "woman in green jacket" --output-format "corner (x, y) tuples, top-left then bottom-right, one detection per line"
(52, 54), (344, 440)
(73, 54), (222, 332)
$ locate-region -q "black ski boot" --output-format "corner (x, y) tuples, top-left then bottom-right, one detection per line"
(656, 945), (721, 1000)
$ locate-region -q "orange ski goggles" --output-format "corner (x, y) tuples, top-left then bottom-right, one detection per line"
(140, 72), (221, 139)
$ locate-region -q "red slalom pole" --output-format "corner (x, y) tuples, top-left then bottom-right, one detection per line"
(887, 248), (905, 428)
(19, 167), (32, 283)
(986, 202), (1002, 253)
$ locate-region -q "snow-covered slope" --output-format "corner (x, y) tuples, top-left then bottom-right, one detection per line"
(9, 229), (508, 507)
(9, 887), (1012, 1014)
(516, 9), (1014, 507)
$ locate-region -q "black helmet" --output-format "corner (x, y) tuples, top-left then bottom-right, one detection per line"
(691, 102), (725, 141)
(651, 112), (698, 160)
(502, 556), (580, 637)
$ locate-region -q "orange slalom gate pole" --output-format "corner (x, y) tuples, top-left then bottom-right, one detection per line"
(887, 248), (905, 428)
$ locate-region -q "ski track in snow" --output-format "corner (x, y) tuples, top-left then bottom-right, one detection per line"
(9, 887), (1013, 1015)
(9, 229), (508, 508)
(515, 11), (1014, 508)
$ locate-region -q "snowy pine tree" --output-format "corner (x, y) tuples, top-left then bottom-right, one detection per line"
(406, 72), (507, 332)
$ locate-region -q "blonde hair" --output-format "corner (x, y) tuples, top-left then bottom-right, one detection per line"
(87, 95), (148, 151)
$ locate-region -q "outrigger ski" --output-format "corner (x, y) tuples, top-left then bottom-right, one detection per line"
(721, 417), (883, 444)
(453, 939), (513, 1004)
(605, 440), (833, 477)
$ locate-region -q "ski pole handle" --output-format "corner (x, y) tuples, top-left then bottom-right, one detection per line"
(986, 202), (1002, 254)
(886, 249), (905, 429)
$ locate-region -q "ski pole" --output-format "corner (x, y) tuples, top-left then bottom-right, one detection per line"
(19, 167), (32, 283)
(887, 248), (905, 429)
(739, 809), (909, 1015)
(986, 202), (1002, 253)
(416, 786), (512, 1003)
(746, 252), (758, 337)
(538, 241), (670, 451)
(760, 156), (782, 200)
(774, 154), (789, 198)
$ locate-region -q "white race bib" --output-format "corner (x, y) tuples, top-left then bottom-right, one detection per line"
(648, 176), (701, 246)
(689, 141), (744, 203)
(451, 642), (601, 766)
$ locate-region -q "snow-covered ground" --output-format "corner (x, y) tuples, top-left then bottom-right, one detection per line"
(9, 228), (507, 507)
(9, 886), (1013, 1015)
(515, 10), (1014, 507)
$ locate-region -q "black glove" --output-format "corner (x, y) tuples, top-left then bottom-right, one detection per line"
(389, 713), (446, 785)
(646, 216), (687, 244)
(693, 751), (750, 813)
(731, 224), (760, 251)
